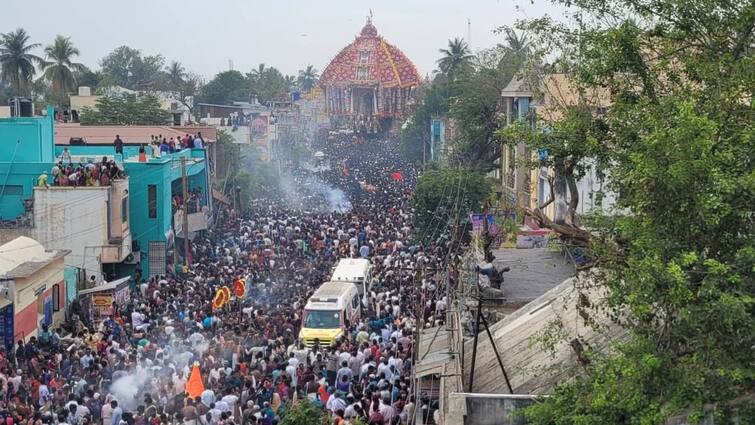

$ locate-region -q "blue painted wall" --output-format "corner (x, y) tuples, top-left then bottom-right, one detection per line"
(0, 107), (55, 219)
(0, 112), (211, 277)
(63, 146), (209, 278)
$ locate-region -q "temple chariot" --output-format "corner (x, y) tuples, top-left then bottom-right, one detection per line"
(320, 18), (420, 135)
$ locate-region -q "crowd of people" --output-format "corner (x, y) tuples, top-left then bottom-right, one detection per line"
(38, 149), (126, 187)
(113, 133), (205, 163)
(16, 133), (451, 425)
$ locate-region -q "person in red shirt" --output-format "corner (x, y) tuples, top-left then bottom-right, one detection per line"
(317, 383), (330, 405)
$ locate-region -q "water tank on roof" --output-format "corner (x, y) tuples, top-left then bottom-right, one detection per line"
(9, 97), (32, 117)
(78, 86), (91, 96)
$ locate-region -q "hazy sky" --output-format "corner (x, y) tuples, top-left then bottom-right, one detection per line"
(2, 0), (570, 80)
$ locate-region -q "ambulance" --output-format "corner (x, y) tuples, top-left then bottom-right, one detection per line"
(299, 281), (361, 348)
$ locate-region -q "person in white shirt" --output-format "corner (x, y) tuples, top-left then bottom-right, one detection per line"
(286, 363), (298, 388)
(131, 310), (148, 331)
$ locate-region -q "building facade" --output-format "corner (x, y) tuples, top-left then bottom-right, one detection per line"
(0, 109), (213, 287)
(499, 74), (615, 219)
(0, 236), (68, 347)
(0, 107), (55, 220)
(32, 177), (132, 285)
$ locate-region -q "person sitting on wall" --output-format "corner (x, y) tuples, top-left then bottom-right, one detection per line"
(37, 171), (49, 187)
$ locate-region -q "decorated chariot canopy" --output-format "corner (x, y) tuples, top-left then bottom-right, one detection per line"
(320, 18), (420, 118)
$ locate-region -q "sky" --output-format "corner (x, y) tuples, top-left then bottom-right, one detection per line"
(2, 0), (571, 81)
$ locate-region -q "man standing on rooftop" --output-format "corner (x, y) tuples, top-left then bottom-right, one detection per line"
(114, 134), (123, 155)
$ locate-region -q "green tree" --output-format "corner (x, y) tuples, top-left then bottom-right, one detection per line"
(511, 0), (755, 423)
(278, 399), (328, 425)
(297, 65), (319, 92)
(163, 61), (201, 118)
(498, 106), (608, 233)
(199, 70), (248, 104)
(412, 168), (491, 243)
(76, 68), (103, 90)
(0, 79), (13, 105)
(166, 61), (185, 90)
(99, 46), (165, 90)
(79, 93), (170, 125)
(399, 81), (450, 163)
(437, 37), (474, 80)
(447, 50), (514, 171)
(40, 35), (85, 106)
(247, 63), (289, 103)
(0, 28), (43, 96)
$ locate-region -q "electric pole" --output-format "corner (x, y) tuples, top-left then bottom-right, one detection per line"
(181, 156), (190, 268)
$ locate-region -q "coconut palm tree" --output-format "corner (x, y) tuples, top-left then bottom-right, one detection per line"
(167, 61), (186, 90)
(0, 28), (43, 96)
(436, 38), (474, 80)
(248, 63), (267, 85)
(297, 65), (319, 92)
(498, 27), (531, 57)
(40, 35), (85, 104)
(284, 75), (297, 92)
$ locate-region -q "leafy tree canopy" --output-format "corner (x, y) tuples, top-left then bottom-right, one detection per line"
(99, 46), (165, 91)
(79, 93), (170, 125)
(247, 63), (292, 103)
(412, 168), (491, 244)
(399, 80), (450, 163)
(199, 70), (249, 105)
(512, 0), (755, 422)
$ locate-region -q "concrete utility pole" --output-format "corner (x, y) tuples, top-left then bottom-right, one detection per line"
(181, 156), (190, 268)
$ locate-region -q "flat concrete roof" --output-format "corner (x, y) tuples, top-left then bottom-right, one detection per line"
(493, 248), (575, 306)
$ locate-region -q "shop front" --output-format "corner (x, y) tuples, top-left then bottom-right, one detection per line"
(78, 276), (131, 324)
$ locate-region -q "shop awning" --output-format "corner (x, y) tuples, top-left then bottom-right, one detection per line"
(78, 276), (131, 296)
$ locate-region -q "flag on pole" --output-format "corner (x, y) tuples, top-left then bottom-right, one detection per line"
(186, 363), (205, 398)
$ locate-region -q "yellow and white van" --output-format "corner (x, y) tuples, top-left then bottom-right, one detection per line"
(299, 281), (360, 348)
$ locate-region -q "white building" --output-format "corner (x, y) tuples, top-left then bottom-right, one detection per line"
(32, 176), (132, 284)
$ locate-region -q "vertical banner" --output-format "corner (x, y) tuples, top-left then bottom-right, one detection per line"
(44, 296), (53, 326)
(0, 305), (14, 350)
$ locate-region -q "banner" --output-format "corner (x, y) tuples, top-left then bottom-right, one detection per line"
(469, 213), (495, 234)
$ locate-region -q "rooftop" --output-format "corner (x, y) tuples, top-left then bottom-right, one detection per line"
(0, 236), (69, 278)
(463, 275), (627, 395)
(54, 124), (216, 145)
(493, 247), (575, 307)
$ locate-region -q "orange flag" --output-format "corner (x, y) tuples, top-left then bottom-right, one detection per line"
(186, 363), (205, 398)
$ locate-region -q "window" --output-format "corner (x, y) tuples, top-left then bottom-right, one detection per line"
(351, 295), (359, 309)
(121, 196), (128, 223)
(359, 51), (370, 64)
(0, 185), (23, 196)
(52, 284), (60, 312)
(148, 185), (157, 218)
(303, 310), (341, 329)
(148, 241), (166, 278)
